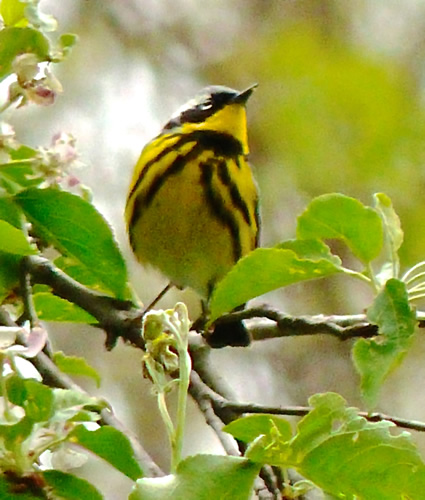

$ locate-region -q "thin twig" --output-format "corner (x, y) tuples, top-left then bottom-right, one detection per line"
(25, 255), (144, 349)
(189, 371), (240, 456)
(142, 282), (173, 314)
(214, 399), (425, 433)
(19, 257), (39, 328)
(27, 256), (418, 347)
(215, 305), (378, 342)
(188, 343), (283, 498)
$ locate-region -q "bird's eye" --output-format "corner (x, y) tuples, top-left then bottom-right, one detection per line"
(198, 99), (213, 111)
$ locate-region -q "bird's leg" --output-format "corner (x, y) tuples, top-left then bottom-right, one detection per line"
(142, 282), (174, 315)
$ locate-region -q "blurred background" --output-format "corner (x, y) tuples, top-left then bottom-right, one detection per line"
(7, 0), (425, 496)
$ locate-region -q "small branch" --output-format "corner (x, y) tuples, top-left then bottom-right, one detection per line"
(189, 370), (240, 456)
(214, 399), (425, 433)
(220, 400), (311, 417)
(26, 256), (410, 348)
(189, 368), (281, 499)
(21, 257), (425, 435)
(215, 305), (378, 342)
(19, 257), (39, 328)
(364, 412), (425, 433)
(25, 255), (144, 349)
(189, 335), (241, 403)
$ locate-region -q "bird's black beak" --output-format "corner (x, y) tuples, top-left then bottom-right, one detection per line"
(232, 83), (258, 105)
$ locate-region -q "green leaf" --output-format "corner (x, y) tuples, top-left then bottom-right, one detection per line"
(43, 470), (103, 500)
(59, 33), (78, 52)
(15, 188), (128, 298)
(9, 145), (38, 162)
(51, 33), (78, 62)
(53, 351), (101, 387)
(295, 393), (425, 500)
(276, 238), (342, 265)
(130, 455), (260, 500)
(224, 414), (294, 465)
(1, 416), (34, 450)
(374, 193), (403, 283)
(24, 379), (54, 422)
(0, 27), (50, 81)
(0, 161), (41, 193)
(71, 425), (143, 481)
(54, 255), (131, 300)
(353, 278), (417, 407)
(0, 196), (24, 227)
(0, 252), (21, 303)
(0, 146), (41, 194)
(289, 393), (362, 462)
(374, 193), (403, 254)
(297, 193), (383, 264)
(0, 0), (27, 27)
(210, 247), (341, 321)
(230, 393), (425, 499)
(224, 414), (292, 444)
(51, 388), (104, 424)
(6, 374), (27, 406)
(0, 219), (35, 255)
(34, 292), (97, 323)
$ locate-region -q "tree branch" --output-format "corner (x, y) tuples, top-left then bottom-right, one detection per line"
(189, 370), (240, 456)
(21, 256), (425, 432)
(13, 254), (425, 495)
(24, 255), (144, 349)
(215, 305), (378, 341)
(25, 256), (418, 348)
(208, 396), (425, 433)
(189, 364), (282, 499)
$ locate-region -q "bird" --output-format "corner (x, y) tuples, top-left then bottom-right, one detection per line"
(125, 84), (260, 346)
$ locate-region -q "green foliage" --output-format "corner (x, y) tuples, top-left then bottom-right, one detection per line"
(71, 425), (143, 481)
(297, 193), (383, 264)
(211, 193), (384, 320)
(1, 373), (105, 465)
(0, 27), (49, 81)
(15, 188), (128, 298)
(131, 455), (260, 500)
(53, 351), (101, 387)
(2, 3), (425, 499)
(223, 413), (292, 444)
(0, 196), (23, 227)
(0, 349), (142, 498)
(0, 0), (28, 27)
(374, 192), (403, 282)
(209, 245), (341, 321)
(0, 184), (128, 310)
(0, 146), (42, 193)
(33, 291), (97, 323)
(0, 220), (35, 255)
(142, 304), (192, 473)
(42, 470), (103, 500)
(211, 192), (422, 406)
(353, 279), (416, 406)
(0, 252), (21, 302)
(225, 393), (425, 499)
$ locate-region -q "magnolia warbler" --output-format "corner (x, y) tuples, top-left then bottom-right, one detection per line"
(125, 85), (260, 346)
